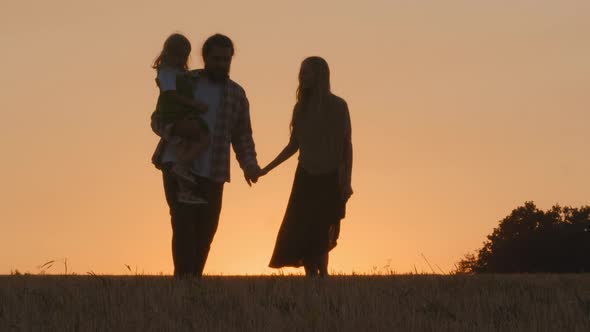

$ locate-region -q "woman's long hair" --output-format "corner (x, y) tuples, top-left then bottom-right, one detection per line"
(291, 56), (331, 132)
(152, 33), (191, 71)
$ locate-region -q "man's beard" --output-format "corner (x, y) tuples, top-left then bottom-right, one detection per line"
(204, 65), (229, 83)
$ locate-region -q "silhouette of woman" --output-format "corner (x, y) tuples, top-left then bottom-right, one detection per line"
(261, 56), (353, 277)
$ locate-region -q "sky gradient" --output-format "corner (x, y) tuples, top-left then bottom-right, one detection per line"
(1, 0), (589, 275)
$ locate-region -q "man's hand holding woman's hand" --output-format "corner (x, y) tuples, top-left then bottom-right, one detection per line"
(244, 164), (274, 186)
(244, 165), (262, 187)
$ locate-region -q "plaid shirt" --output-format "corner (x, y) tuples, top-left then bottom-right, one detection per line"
(151, 69), (258, 183)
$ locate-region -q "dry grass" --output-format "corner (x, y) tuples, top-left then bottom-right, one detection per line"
(1, 274), (589, 331)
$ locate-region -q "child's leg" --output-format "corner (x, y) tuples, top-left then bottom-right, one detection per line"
(173, 117), (208, 142)
(178, 138), (209, 162)
(171, 162), (198, 184)
(171, 117), (209, 205)
(176, 176), (207, 205)
(173, 118), (209, 165)
(172, 137), (208, 185)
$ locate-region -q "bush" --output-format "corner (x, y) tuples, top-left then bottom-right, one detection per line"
(457, 202), (590, 273)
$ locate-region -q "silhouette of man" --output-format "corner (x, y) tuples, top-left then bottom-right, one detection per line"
(151, 34), (261, 277)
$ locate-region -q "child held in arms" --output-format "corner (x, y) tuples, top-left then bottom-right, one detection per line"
(152, 33), (209, 205)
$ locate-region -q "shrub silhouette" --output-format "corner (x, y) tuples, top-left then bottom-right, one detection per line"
(457, 202), (590, 273)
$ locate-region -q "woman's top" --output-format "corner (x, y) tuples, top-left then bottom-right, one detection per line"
(292, 95), (351, 175)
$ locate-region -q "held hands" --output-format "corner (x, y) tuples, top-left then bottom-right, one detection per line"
(244, 165), (262, 187)
(243, 164), (273, 186)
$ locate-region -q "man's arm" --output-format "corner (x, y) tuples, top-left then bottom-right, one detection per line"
(231, 91), (260, 185)
(162, 90), (208, 113)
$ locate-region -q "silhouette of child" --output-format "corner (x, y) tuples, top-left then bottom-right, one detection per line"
(152, 33), (209, 205)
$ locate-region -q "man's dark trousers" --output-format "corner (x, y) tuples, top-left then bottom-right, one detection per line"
(162, 164), (224, 277)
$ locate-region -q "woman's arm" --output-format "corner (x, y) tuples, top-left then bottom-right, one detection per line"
(342, 139), (353, 200)
(261, 135), (299, 176)
(342, 101), (353, 201)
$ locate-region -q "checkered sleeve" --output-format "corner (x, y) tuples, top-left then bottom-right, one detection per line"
(230, 90), (259, 173)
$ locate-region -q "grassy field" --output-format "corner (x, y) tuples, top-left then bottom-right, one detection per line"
(1, 274), (589, 331)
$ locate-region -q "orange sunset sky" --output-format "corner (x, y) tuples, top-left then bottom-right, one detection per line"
(1, 0), (589, 275)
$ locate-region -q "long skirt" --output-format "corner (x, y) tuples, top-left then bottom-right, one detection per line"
(269, 164), (345, 268)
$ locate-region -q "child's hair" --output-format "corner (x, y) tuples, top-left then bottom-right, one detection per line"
(152, 33), (191, 71)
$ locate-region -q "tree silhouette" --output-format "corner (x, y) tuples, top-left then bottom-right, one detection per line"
(457, 202), (590, 273)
